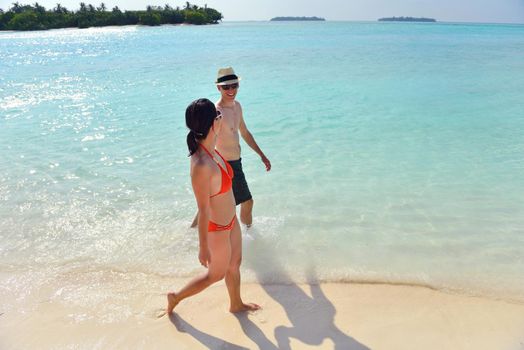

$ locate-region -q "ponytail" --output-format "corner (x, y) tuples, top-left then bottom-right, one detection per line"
(186, 131), (199, 156)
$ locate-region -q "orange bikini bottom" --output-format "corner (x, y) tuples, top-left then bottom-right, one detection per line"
(208, 216), (235, 232)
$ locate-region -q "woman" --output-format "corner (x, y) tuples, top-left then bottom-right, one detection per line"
(167, 98), (260, 314)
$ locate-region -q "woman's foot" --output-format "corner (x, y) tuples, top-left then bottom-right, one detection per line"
(166, 292), (179, 315)
(230, 302), (261, 313)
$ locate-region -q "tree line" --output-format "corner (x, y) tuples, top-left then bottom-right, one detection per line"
(270, 16), (325, 21)
(0, 2), (223, 31)
(378, 17), (436, 22)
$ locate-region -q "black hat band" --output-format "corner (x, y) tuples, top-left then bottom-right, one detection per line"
(217, 74), (238, 83)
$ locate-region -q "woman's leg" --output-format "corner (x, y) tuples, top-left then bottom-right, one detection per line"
(225, 217), (260, 312)
(167, 231), (231, 314)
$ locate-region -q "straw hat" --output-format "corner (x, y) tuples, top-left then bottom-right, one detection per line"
(215, 67), (241, 85)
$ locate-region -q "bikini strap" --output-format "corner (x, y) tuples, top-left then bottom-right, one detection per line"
(199, 143), (213, 157)
(214, 149), (228, 164)
(200, 144), (227, 173)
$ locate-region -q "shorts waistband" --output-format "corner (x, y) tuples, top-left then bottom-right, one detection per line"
(227, 158), (242, 165)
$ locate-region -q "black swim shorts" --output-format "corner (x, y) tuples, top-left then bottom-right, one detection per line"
(227, 158), (252, 205)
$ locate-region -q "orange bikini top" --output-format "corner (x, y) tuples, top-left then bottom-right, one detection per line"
(200, 144), (234, 198)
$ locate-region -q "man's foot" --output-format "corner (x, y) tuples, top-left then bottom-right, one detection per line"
(166, 292), (179, 315)
(230, 302), (261, 313)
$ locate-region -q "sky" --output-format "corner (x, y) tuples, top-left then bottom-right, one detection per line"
(1, 0), (524, 24)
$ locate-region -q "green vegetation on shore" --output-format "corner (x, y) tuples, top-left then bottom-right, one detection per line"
(379, 16), (436, 22)
(0, 2), (222, 31)
(270, 16), (325, 21)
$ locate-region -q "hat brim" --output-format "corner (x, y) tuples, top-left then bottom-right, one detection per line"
(216, 77), (241, 85)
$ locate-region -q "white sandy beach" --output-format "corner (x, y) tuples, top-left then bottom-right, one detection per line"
(1, 280), (524, 350)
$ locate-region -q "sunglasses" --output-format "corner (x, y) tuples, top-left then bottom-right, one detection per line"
(221, 83), (239, 91)
(215, 110), (222, 120)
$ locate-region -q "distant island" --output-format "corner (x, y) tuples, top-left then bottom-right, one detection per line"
(379, 17), (436, 22)
(0, 2), (222, 31)
(270, 16), (325, 21)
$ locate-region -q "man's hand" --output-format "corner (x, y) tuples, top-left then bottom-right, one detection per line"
(261, 155), (271, 171)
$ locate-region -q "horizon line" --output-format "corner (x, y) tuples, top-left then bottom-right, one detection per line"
(220, 19), (524, 25)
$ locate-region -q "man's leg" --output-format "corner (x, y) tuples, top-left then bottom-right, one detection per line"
(229, 159), (253, 227)
(239, 198), (254, 227)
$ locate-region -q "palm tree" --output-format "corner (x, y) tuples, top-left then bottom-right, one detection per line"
(33, 2), (46, 14)
(54, 3), (68, 13)
(11, 2), (23, 13)
(79, 2), (87, 12)
(97, 2), (105, 11)
(185, 1), (190, 10)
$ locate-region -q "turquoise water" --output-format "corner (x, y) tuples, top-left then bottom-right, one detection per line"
(1, 22), (524, 317)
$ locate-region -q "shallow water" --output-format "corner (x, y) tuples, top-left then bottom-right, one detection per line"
(1, 22), (524, 316)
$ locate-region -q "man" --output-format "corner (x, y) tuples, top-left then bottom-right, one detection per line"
(191, 67), (270, 228)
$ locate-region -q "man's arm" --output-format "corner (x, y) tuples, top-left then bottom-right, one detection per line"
(238, 106), (271, 171)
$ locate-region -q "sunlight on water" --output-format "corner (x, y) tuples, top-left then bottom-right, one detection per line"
(1, 22), (524, 319)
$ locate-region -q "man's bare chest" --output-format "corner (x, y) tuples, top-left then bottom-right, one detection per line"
(221, 111), (240, 133)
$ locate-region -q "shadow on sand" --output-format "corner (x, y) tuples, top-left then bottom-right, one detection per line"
(166, 229), (369, 350)
(169, 313), (250, 350)
(238, 230), (370, 350)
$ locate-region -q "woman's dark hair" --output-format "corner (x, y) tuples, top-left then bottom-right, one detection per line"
(186, 98), (217, 156)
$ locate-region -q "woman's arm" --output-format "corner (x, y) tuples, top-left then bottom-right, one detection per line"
(191, 163), (212, 267)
